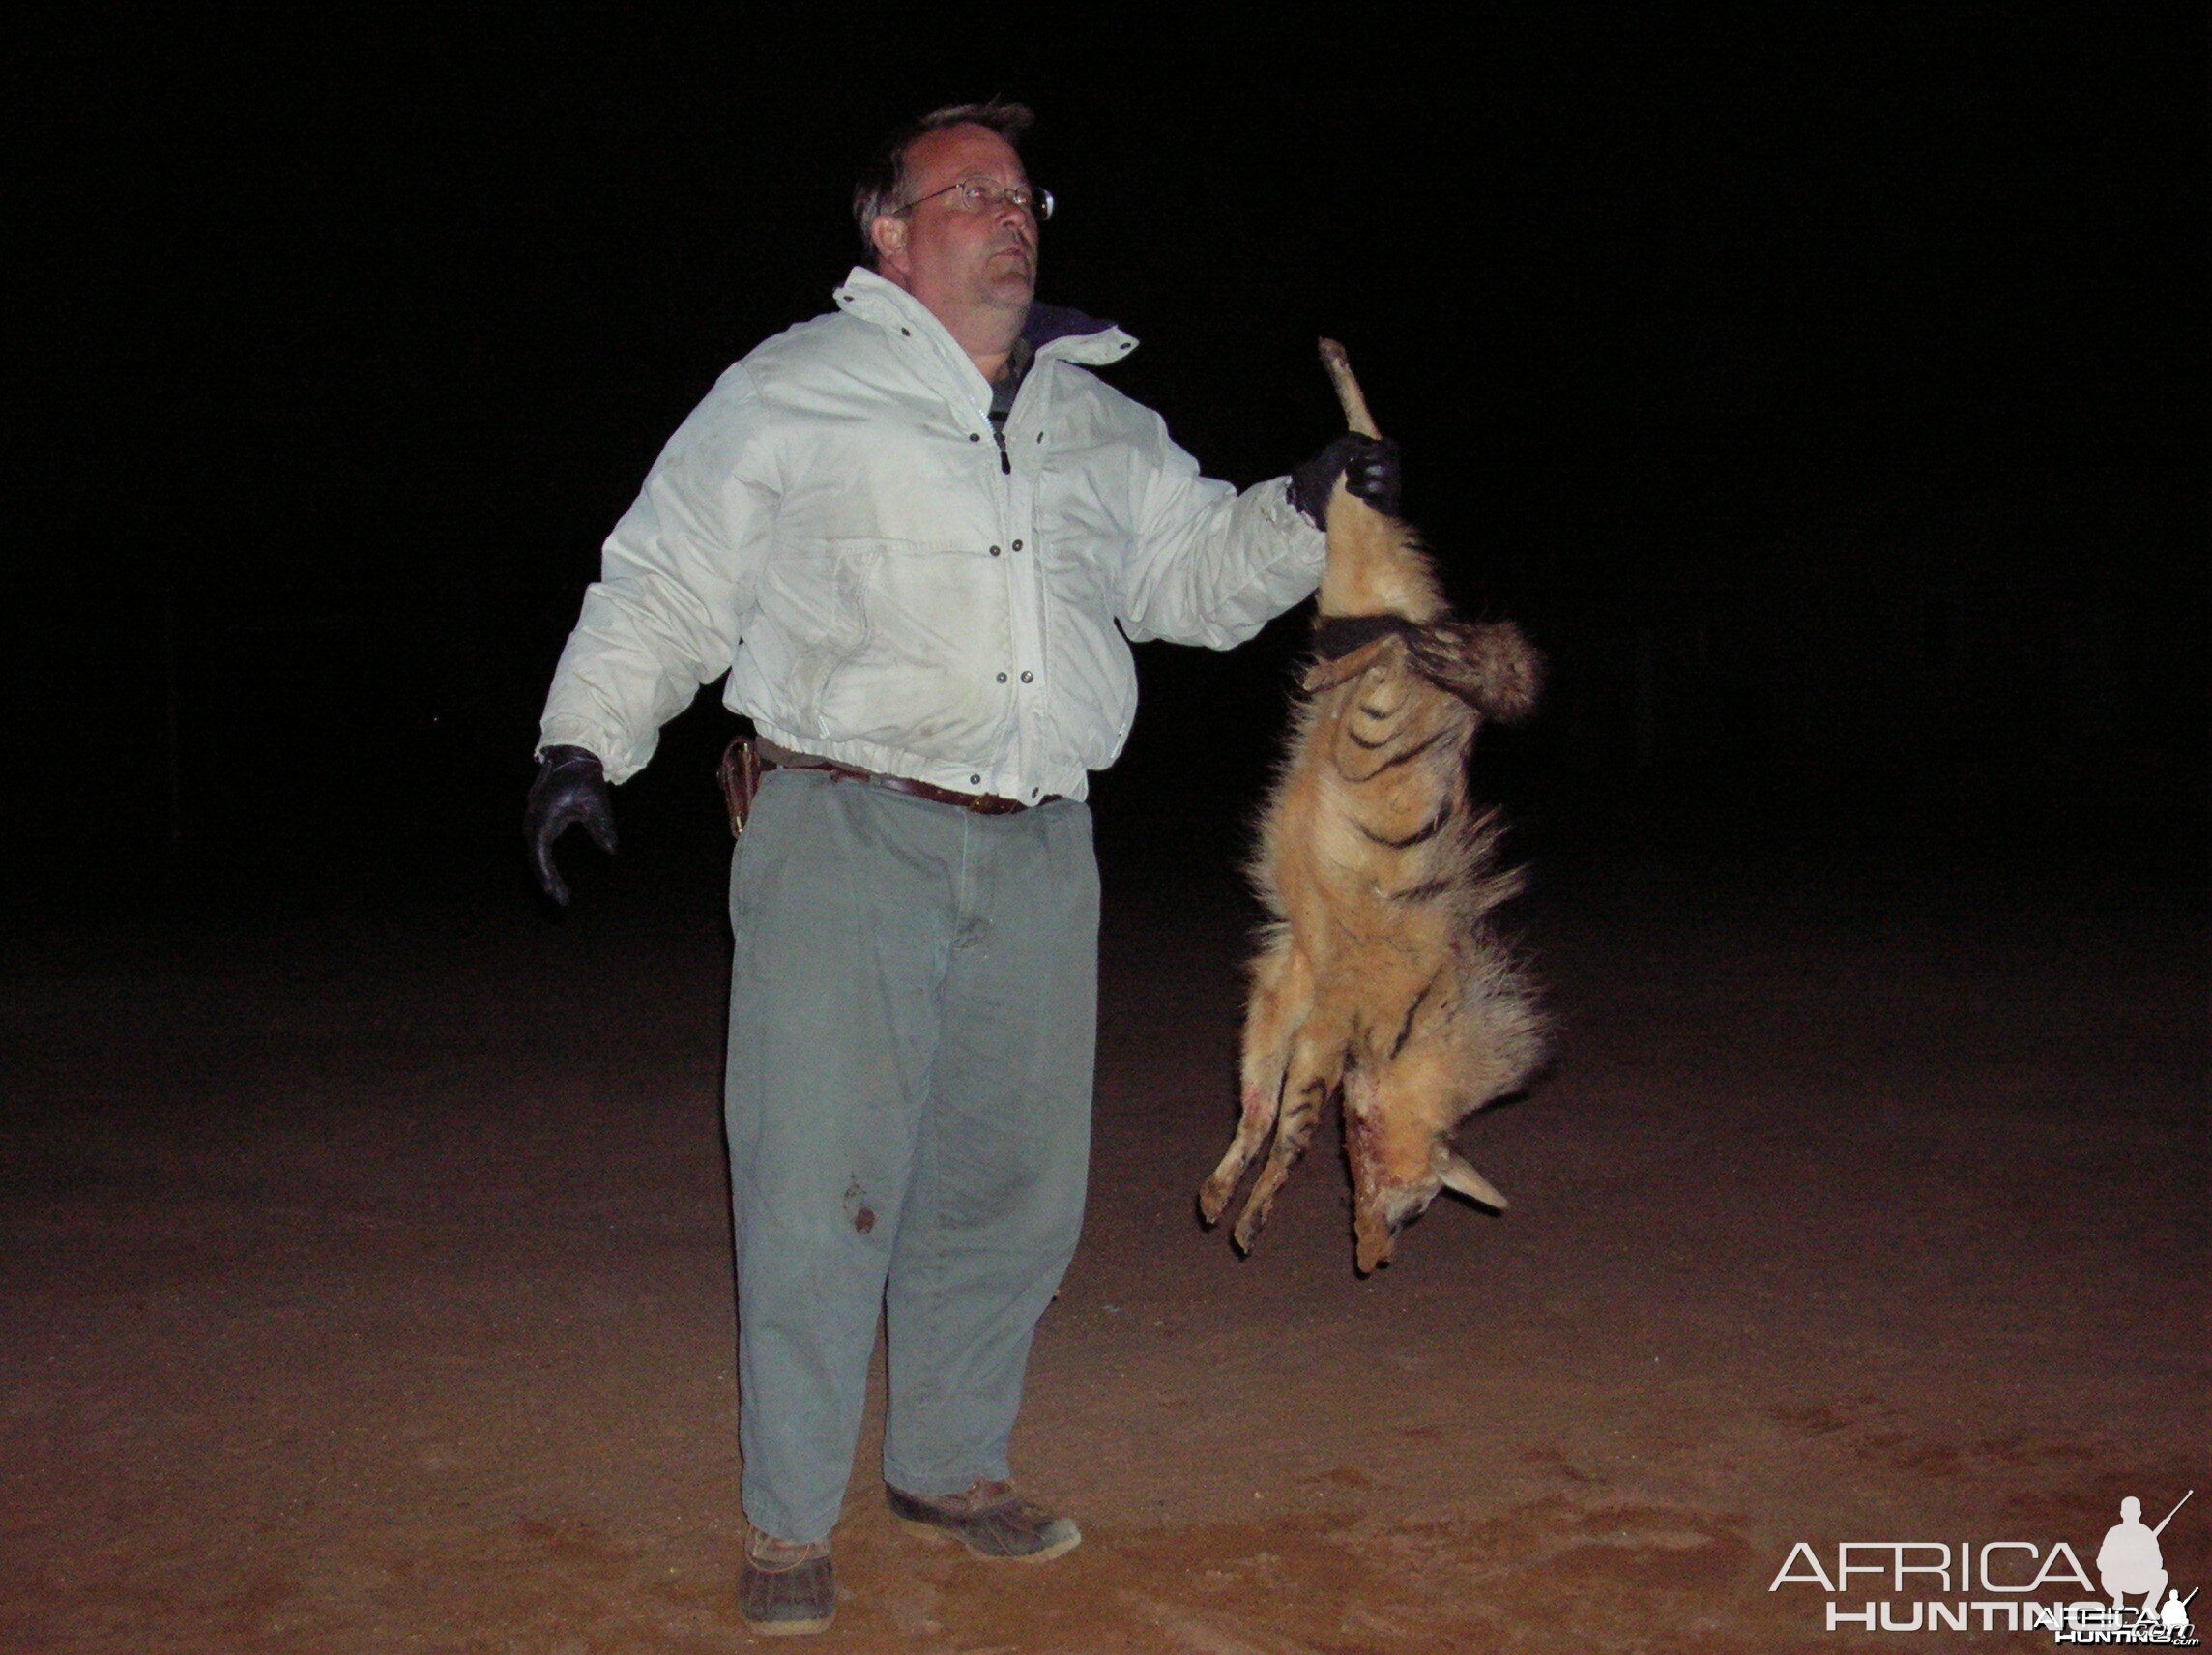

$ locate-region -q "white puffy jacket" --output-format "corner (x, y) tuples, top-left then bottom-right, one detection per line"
(539, 266), (1326, 801)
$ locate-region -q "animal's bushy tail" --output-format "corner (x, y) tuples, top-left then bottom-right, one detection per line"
(1411, 621), (1545, 724)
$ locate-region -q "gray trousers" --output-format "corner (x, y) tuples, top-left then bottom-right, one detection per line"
(723, 768), (1098, 1545)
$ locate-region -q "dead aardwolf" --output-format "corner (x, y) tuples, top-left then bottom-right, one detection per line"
(1198, 340), (1546, 1274)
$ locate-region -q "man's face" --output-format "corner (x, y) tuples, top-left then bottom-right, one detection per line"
(871, 123), (1038, 320)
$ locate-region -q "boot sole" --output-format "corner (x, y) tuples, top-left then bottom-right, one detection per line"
(742, 1611), (834, 1636)
(894, 1516), (1082, 1564)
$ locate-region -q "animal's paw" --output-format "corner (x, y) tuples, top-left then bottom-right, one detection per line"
(1230, 1190), (1278, 1256)
(1196, 1177), (1232, 1228)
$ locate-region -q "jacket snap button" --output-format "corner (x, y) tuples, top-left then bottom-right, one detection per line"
(969, 433), (981, 443)
(996, 672), (1008, 683)
(1020, 671), (1033, 683)
(989, 545), (1001, 556)
(970, 775), (981, 786)
(1011, 539), (1023, 551)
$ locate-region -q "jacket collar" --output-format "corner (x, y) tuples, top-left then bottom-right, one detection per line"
(833, 266), (1138, 369)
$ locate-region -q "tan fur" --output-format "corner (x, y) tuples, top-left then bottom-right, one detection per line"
(1197, 343), (1547, 1273)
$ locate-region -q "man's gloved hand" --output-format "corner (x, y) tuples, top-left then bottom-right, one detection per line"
(1288, 433), (1402, 529)
(525, 745), (617, 908)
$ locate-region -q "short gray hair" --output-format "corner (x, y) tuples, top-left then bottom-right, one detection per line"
(852, 101), (1035, 262)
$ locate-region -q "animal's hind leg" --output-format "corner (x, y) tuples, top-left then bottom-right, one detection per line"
(1230, 1000), (1351, 1253)
(1200, 935), (1311, 1226)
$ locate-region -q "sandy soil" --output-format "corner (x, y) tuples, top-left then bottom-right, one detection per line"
(2, 835), (2204, 1652)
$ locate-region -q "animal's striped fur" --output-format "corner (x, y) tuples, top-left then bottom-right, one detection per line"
(1198, 343), (1546, 1273)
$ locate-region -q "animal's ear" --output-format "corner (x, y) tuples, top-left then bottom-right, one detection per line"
(1438, 1150), (1509, 1210)
(1417, 622), (1544, 724)
(1299, 633), (1406, 695)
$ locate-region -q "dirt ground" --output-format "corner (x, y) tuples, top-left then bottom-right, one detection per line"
(2, 829), (2204, 1653)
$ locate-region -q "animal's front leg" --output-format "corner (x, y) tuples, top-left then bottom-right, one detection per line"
(1230, 1006), (1349, 1254)
(1199, 936), (1311, 1226)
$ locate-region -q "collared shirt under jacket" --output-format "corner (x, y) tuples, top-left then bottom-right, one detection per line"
(538, 267), (1326, 802)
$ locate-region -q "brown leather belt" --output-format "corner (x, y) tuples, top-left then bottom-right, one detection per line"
(757, 739), (1056, 815)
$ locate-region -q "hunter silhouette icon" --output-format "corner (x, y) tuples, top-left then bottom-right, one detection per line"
(2099, 1492), (2192, 1616)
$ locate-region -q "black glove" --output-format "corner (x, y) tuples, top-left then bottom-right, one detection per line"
(1289, 433), (1402, 528)
(525, 745), (617, 907)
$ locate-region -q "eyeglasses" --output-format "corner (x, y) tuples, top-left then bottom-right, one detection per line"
(894, 175), (1055, 222)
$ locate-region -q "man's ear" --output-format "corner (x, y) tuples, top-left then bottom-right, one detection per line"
(868, 214), (909, 278)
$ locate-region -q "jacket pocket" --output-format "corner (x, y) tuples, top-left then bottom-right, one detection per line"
(762, 537), (886, 711)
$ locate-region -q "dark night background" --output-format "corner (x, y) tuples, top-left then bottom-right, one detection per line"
(9, 9), (2204, 882)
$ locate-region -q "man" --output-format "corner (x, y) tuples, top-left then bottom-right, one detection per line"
(2097, 1496), (2170, 1619)
(524, 102), (1397, 1636)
